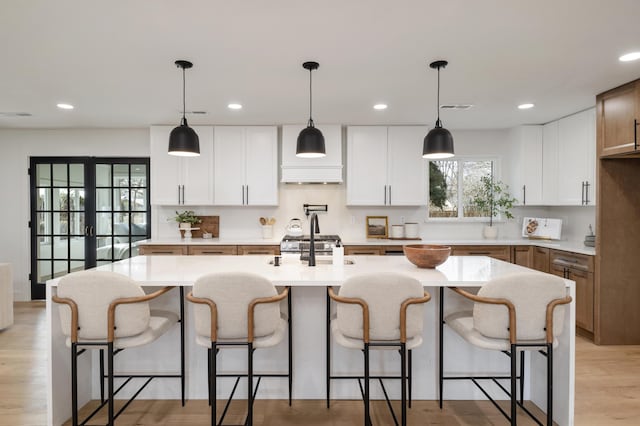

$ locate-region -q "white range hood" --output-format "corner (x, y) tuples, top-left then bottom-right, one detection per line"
(281, 124), (343, 183)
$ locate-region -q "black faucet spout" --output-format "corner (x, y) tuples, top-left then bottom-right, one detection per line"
(308, 213), (320, 267)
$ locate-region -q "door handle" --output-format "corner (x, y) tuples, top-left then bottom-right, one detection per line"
(84, 225), (90, 236)
(89, 226), (95, 236)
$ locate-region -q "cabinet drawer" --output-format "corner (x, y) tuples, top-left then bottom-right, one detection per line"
(188, 245), (238, 255)
(138, 245), (187, 255)
(512, 246), (532, 268)
(550, 249), (594, 272)
(451, 245), (511, 262)
(344, 246), (383, 255)
(237, 245), (280, 255)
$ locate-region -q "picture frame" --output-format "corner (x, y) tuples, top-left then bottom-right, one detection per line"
(366, 216), (388, 239)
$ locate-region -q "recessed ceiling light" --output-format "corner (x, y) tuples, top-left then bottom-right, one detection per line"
(56, 103), (74, 110)
(373, 103), (388, 110)
(619, 52), (640, 62)
(228, 103), (242, 110)
(518, 103), (535, 110)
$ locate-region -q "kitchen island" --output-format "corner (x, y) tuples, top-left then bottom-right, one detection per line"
(46, 255), (575, 425)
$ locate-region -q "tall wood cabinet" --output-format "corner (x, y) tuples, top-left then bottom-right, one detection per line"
(596, 79), (640, 157)
(150, 126), (214, 205)
(347, 126), (427, 206)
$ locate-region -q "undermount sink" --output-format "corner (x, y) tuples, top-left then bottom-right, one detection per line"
(268, 258), (355, 265)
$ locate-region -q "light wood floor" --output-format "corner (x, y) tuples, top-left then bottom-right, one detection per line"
(1, 302), (639, 425)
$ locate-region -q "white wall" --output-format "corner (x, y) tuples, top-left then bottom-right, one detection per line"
(0, 128), (149, 301)
(0, 127), (595, 301)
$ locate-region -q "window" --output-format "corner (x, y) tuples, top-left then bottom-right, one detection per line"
(428, 158), (496, 219)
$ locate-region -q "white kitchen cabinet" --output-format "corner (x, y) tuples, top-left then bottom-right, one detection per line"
(509, 125), (543, 205)
(281, 124), (343, 183)
(214, 126), (278, 206)
(150, 125), (214, 205)
(556, 108), (596, 205)
(347, 126), (427, 206)
(542, 121), (559, 204)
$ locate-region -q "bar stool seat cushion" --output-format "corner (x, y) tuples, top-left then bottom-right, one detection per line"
(195, 314), (287, 349)
(331, 319), (423, 350)
(66, 310), (179, 349)
(445, 311), (560, 351)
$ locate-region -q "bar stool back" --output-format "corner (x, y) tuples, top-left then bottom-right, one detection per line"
(188, 272), (290, 426)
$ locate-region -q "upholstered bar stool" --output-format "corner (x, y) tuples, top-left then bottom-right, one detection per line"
(439, 272), (571, 426)
(53, 270), (183, 426)
(187, 272), (290, 426)
(327, 272), (431, 426)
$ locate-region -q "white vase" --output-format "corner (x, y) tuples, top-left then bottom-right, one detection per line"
(483, 225), (498, 239)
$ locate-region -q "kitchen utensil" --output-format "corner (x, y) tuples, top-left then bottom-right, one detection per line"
(285, 218), (304, 236)
(259, 217), (267, 225)
(268, 217), (276, 225)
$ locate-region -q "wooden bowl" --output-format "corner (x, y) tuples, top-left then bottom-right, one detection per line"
(403, 244), (451, 268)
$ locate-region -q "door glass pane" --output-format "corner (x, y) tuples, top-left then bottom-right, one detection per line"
(97, 261), (112, 267)
(96, 212), (112, 235)
(37, 239), (52, 258)
(53, 188), (69, 211)
(37, 260), (52, 282)
(96, 164), (111, 187)
(37, 188), (52, 211)
(97, 236), (113, 260)
(36, 164), (51, 186)
(70, 261), (84, 273)
(53, 261), (68, 278)
(131, 213), (147, 234)
(130, 189), (147, 211)
(113, 188), (130, 211)
(53, 212), (69, 235)
(69, 164), (84, 187)
(52, 164), (67, 187)
(70, 237), (85, 259)
(131, 164), (147, 187)
(37, 212), (51, 236)
(53, 237), (69, 259)
(113, 164), (129, 187)
(68, 189), (85, 211)
(96, 188), (112, 211)
(69, 212), (85, 236)
(113, 215), (130, 238)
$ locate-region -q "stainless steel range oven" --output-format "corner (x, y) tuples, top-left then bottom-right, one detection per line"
(280, 235), (341, 260)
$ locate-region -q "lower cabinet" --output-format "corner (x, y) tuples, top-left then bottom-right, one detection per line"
(549, 249), (594, 334)
(450, 245), (511, 262)
(138, 245), (188, 255)
(512, 246), (532, 268)
(188, 245), (238, 255)
(138, 244), (280, 256)
(343, 246), (384, 255)
(532, 246), (550, 273)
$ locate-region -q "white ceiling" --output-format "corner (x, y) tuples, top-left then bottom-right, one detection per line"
(1, 0), (639, 130)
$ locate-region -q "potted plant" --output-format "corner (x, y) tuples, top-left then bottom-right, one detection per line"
(471, 176), (516, 239)
(172, 210), (202, 230)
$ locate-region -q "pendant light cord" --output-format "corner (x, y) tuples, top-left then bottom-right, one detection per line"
(181, 66), (187, 125)
(435, 66), (441, 128)
(308, 68), (314, 128)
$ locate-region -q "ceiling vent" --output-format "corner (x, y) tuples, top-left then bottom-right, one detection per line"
(440, 104), (474, 110)
(0, 112), (32, 117)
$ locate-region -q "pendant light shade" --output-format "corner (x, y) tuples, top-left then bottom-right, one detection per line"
(168, 60), (200, 157)
(296, 61), (326, 158)
(423, 60), (454, 159)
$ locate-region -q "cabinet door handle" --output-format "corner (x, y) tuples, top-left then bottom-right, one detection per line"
(522, 185), (526, 205)
(178, 185), (181, 204)
(181, 185), (185, 205)
(581, 181), (585, 205)
(584, 181), (590, 205)
(634, 119), (638, 151)
(384, 185), (387, 205)
(242, 185), (245, 205)
(469, 251), (491, 255)
(246, 185), (249, 205)
(388, 186), (392, 205)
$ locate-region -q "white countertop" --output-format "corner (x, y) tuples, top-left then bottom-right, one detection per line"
(137, 237), (595, 256)
(49, 254), (572, 288)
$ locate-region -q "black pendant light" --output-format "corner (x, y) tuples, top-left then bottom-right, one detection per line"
(168, 60), (200, 157)
(296, 61), (326, 158)
(423, 60), (454, 159)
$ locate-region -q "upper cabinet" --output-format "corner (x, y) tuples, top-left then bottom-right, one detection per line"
(596, 79), (640, 157)
(541, 108), (596, 206)
(347, 126), (427, 206)
(281, 124), (343, 183)
(509, 125), (543, 205)
(150, 126), (214, 205)
(214, 126), (278, 206)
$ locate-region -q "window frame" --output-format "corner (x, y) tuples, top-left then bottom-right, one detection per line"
(426, 156), (505, 222)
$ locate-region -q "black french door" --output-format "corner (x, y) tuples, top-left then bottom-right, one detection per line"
(29, 157), (151, 299)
